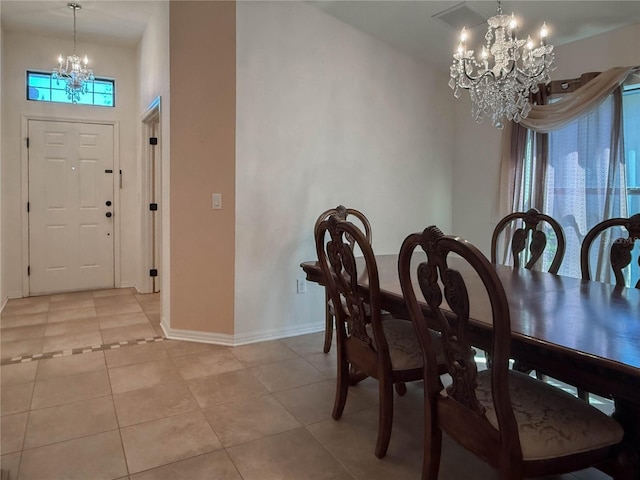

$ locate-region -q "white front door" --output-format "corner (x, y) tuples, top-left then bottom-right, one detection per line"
(28, 120), (115, 295)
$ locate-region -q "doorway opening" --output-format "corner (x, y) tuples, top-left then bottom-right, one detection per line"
(141, 97), (162, 294)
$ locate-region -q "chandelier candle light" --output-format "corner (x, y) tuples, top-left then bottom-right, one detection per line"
(53, 2), (94, 104)
(449, 0), (555, 128)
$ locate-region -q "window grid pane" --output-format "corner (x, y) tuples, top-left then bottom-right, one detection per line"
(26, 71), (115, 107)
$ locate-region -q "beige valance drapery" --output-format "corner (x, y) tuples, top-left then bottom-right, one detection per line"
(517, 65), (638, 133)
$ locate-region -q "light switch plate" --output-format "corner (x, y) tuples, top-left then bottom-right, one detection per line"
(212, 193), (222, 209)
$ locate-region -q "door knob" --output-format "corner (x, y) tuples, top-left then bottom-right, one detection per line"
(106, 212), (112, 218)
(106, 201), (112, 206)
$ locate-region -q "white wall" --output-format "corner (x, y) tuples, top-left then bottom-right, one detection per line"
(451, 22), (640, 257)
(235, 1), (454, 338)
(1, 31), (139, 298)
(552, 23), (640, 80)
(138, 2), (169, 115)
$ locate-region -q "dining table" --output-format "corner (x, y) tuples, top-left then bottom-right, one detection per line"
(300, 253), (640, 472)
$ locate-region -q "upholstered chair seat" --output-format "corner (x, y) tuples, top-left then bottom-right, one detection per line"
(367, 319), (444, 371)
(475, 370), (624, 461)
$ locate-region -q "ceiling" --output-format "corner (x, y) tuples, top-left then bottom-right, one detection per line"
(1, 1), (639, 71)
(0, 1), (156, 48)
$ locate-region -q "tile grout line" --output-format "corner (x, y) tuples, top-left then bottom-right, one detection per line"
(1, 336), (165, 366)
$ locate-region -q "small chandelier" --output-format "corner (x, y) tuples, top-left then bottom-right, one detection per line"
(52, 2), (95, 104)
(449, 0), (555, 128)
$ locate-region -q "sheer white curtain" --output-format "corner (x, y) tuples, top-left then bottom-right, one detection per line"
(543, 92), (627, 280)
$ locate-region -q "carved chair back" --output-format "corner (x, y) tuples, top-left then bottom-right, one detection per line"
(580, 213), (640, 288)
(491, 208), (566, 274)
(399, 226), (521, 473)
(315, 214), (391, 376)
(314, 205), (372, 250)
(314, 205), (373, 353)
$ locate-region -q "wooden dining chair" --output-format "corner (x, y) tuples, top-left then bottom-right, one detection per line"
(491, 208), (566, 385)
(581, 213), (640, 288)
(491, 208), (566, 274)
(314, 205), (373, 353)
(398, 226), (634, 480)
(315, 214), (445, 459)
(578, 213), (640, 403)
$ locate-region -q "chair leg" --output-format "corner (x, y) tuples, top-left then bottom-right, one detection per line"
(609, 445), (639, 480)
(485, 351), (493, 369)
(395, 382), (407, 396)
(375, 378), (394, 458)
(423, 395), (442, 480)
(512, 359), (533, 374)
(323, 294), (333, 353)
(332, 356), (349, 420)
(577, 387), (589, 402)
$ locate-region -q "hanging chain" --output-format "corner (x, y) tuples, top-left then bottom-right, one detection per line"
(72, 5), (78, 55)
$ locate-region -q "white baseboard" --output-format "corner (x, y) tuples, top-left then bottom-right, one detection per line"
(160, 320), (324, 347)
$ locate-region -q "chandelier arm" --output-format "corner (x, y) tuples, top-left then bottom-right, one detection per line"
(501, 57), (518, 80)
(461, 58), (496, 83)
(515, 57), (551, 81)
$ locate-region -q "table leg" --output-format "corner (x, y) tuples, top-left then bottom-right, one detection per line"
(611, 398), (640, 478)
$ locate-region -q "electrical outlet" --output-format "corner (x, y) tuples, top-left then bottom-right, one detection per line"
(297, 279), (307, 294)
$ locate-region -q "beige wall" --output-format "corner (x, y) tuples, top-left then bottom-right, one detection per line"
(169, 1), (236, 334)
(0, 12), (4, 308)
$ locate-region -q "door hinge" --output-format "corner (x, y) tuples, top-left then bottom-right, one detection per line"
(27, 202), (30, 212)
(26, 137), (30, 148)
(149, 203), (158, 211)
(150, 269), (158, 277)
(149, 137), (158, 145)
(27, 266), (30, 276)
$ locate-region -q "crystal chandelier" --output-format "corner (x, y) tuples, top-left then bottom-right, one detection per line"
(52, 2), (95, 104)
(449, 0), (555, 128)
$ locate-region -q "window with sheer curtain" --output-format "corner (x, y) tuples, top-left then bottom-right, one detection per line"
(513, 77), (639, 285)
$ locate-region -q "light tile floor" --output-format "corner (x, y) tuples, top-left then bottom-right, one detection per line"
(0, 289), (613, 479)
